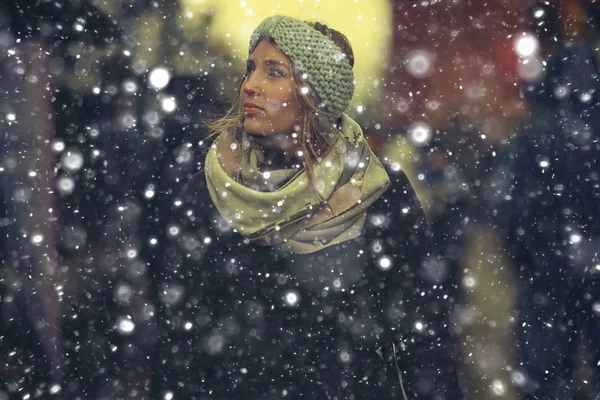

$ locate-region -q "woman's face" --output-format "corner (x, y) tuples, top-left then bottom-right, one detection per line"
(241, 40), (303, 137)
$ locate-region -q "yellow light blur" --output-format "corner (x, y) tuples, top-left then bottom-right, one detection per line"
(178, 0), (392, 119)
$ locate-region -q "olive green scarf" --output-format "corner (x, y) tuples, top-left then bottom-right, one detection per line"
(205, 114), (390, 254)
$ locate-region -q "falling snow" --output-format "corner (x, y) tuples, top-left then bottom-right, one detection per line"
(1, 0), (599, 399)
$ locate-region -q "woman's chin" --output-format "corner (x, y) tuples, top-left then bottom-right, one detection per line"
(243, 120), (264, 136)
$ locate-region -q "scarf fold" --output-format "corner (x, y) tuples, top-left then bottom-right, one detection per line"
(205, 114), (390, 254)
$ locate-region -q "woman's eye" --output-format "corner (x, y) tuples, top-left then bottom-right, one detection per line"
(269, 66), (286, 77)
(246, 65), (255, 75)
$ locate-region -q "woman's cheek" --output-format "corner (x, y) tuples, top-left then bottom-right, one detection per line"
(264, 99), (285, 113)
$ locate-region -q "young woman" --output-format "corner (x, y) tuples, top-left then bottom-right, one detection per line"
(153, 15), (463, 399)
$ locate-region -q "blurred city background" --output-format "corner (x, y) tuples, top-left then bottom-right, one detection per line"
(0, 0), (599, 399)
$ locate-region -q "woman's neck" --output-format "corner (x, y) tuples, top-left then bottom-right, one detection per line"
(246, 132), (301, 171)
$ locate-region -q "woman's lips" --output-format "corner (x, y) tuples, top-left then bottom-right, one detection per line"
(244, 103), (263, 114)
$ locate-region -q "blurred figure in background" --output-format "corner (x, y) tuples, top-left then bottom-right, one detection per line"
(379, 1), (535, 398)
(1, 0), (224, 397)
(491, 0), (600, 398)
(0, 0), (120, 394)
(0, 28), (60, 400)
(49, 0), (225, 397)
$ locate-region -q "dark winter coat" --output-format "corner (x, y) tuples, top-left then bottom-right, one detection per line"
(152, 166), (464, 399)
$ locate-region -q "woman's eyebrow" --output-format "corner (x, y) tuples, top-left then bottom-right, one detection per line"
(264, 59), (290, 68)
(247, 58), (290, 69)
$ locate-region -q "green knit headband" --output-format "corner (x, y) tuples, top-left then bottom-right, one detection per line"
(249, 15), (355, 118)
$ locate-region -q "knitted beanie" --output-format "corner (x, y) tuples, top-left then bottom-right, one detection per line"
(248, 15), (355, 118)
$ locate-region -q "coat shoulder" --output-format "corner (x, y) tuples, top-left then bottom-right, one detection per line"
(372, 168), (428, 225)
(178, 169), (208, 202)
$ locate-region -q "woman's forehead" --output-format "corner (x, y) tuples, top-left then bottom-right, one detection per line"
(249, 40), (291, 66)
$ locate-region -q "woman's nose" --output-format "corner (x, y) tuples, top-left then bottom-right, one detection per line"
(243, 85), (256, 96)
(242, 76), (260, 96)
